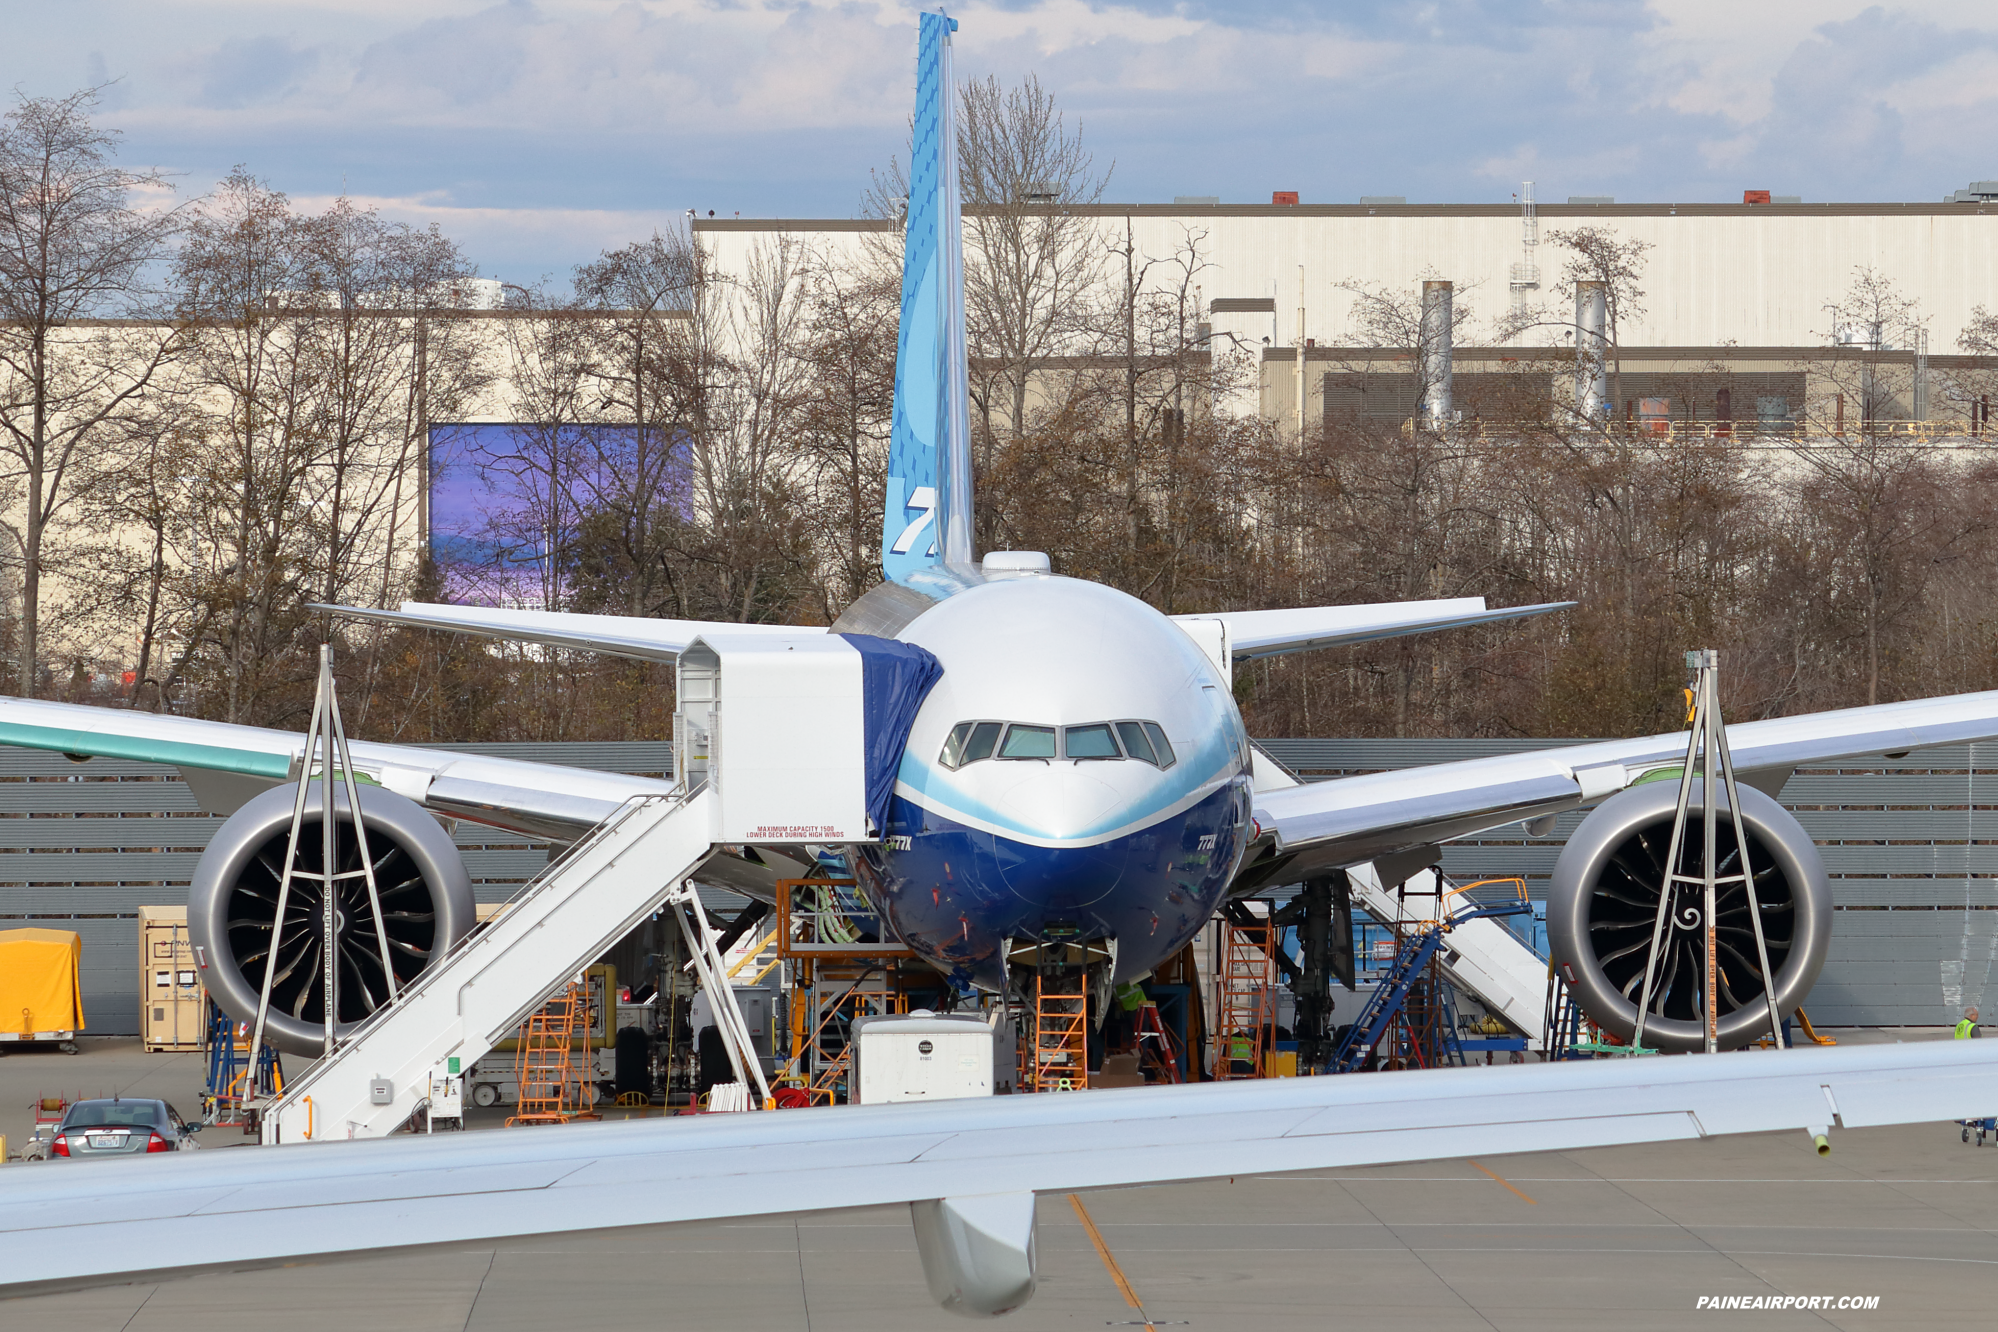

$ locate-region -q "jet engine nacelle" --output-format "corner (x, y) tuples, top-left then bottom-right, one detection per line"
(188, 782), (475, 1056)
(1546, 779), (1831, 1053)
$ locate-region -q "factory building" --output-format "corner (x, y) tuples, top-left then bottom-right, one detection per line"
(696, 191), (1998, 431)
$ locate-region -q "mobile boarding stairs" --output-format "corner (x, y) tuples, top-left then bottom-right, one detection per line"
(262, 635), (876, 1144)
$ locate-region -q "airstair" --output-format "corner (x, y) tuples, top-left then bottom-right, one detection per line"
(262, 633), (877, 1143)
(1347, 863), (1548, 1044)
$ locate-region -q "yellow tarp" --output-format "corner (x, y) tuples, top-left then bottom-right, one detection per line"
(0, 928), (85, 1034)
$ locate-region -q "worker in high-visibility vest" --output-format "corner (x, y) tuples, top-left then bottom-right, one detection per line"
(1955, 1006), (1981, 1039)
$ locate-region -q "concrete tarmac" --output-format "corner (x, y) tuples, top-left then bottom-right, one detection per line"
(6, 1036), (1997, 1329)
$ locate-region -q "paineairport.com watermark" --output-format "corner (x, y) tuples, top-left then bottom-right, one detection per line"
(1697, 1295), (1880, 1311)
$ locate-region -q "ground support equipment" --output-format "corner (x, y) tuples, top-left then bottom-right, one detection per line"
(1215, 902), (1279, 1079)
(1629, 649), (1789, 1054)
(507, 981), (597, 1125)
(202, 999), (283, 1130)
(1332, 879), (1529, 1073)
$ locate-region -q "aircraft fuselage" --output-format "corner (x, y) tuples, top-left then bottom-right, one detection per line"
(851, 574), (1255, 990)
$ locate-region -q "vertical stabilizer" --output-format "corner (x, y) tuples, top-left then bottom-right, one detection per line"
(882, 11), (974, 583)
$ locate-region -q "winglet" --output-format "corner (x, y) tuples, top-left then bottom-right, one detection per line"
(882, 10), (973, 583)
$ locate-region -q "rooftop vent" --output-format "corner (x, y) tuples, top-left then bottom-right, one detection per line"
(1568, 196), (1615, 205)
(1272, 191), (1299, 206)
(1743, 190), (1771, 205)
(1174, 196), (1220, 206)
(1946, 181), (1998, 202)
(1359, 196), (1406, 205)
(1773, 195), (1802, 204)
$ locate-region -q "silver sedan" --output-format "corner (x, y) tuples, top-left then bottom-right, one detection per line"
(47, 1098), (202, 1158)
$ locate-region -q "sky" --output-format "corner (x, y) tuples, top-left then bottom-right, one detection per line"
(5, 1), (1995, 283)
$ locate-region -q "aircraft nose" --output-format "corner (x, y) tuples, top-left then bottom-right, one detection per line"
(996, 765), (1124, 838)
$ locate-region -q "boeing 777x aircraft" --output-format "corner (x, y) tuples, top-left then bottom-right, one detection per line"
(4, 12), (1998, 1319)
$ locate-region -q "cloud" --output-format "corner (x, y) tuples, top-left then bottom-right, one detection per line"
(3, 0), (1995, 277)
(197, 36), (323, 109)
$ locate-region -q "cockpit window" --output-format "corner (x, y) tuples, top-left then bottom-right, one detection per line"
(940, 723), (972, 769)
(942, 720), (1173, 768)
(998, 724), (1057, 759)
(940, 721), (1002, 769)
(1115, 721), (1156, 765)
(963, 721), (1001, 764)
(1064, 724), (1119, 759)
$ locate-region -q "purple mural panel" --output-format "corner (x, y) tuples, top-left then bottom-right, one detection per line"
(427, 423), (691, 607)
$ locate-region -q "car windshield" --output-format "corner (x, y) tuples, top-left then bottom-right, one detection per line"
(64, 1102), (161, 1128)
(1064, 724), (1120, 759)
(998, 725), (1057, 759)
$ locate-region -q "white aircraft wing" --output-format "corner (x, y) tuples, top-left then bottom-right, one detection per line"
(0, 695), (671, 840)
(2, 1042), (1993, 1304)
(1244, 687), (1998, 880)
(312, 601), (824, 663)
(1175, 597), (1573, 661)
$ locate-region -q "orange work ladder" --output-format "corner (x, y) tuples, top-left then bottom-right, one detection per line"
(508, 981), (595, 1126)
(1215, 908), (1278, 1079)
(1026, 971), (1089, 1091)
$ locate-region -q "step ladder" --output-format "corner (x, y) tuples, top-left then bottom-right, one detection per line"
(1347, 863), (1548, 1044)
(507, 981), (595, 1126)
(1542, 963), (1590, 1060)
(1026, 971), (1088, 1092)
(201, 1000), (283, 1129)
(1432, 978), (1467, 1068)
(263, 789), (721, 1142)
(1215, 907), (1277, 1079)
(1134, 1001), (1183, 1084)
(1331, 928), (1449, 1073)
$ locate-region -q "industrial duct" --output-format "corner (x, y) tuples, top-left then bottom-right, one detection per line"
(1420, 281), (1453, 431)
(1574, 280), (1608, 424)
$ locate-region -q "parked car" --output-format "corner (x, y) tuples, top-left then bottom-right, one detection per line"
(47, 1098), (201, 1158)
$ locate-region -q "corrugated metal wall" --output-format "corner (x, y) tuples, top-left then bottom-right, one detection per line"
(7, 738), (1987, 1032)
(1259, 739), (1998, 1027)
(0, 744), (693, 1034)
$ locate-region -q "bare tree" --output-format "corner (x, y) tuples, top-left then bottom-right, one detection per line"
(795, 247), (897, 612)
(173, 176), (478, 725)
(1547, 226), (1652, 414)
(958, 74), (1111, 503)
(1813, 267), (1925, 435)
(0, 88), (183, 696)
(569, 230), (706, 619)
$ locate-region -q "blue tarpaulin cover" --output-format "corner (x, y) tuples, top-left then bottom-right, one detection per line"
(838, 634), (945, 835)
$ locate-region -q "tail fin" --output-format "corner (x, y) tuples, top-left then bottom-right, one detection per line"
(881, 11), (974, 583)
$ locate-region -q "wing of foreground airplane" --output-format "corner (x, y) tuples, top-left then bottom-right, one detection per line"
(1174, 596), (1573, 661)
(309, 601), (820, 663)
(4, 1042), (1995, 1309)
(1243, 686), (1998, 880)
